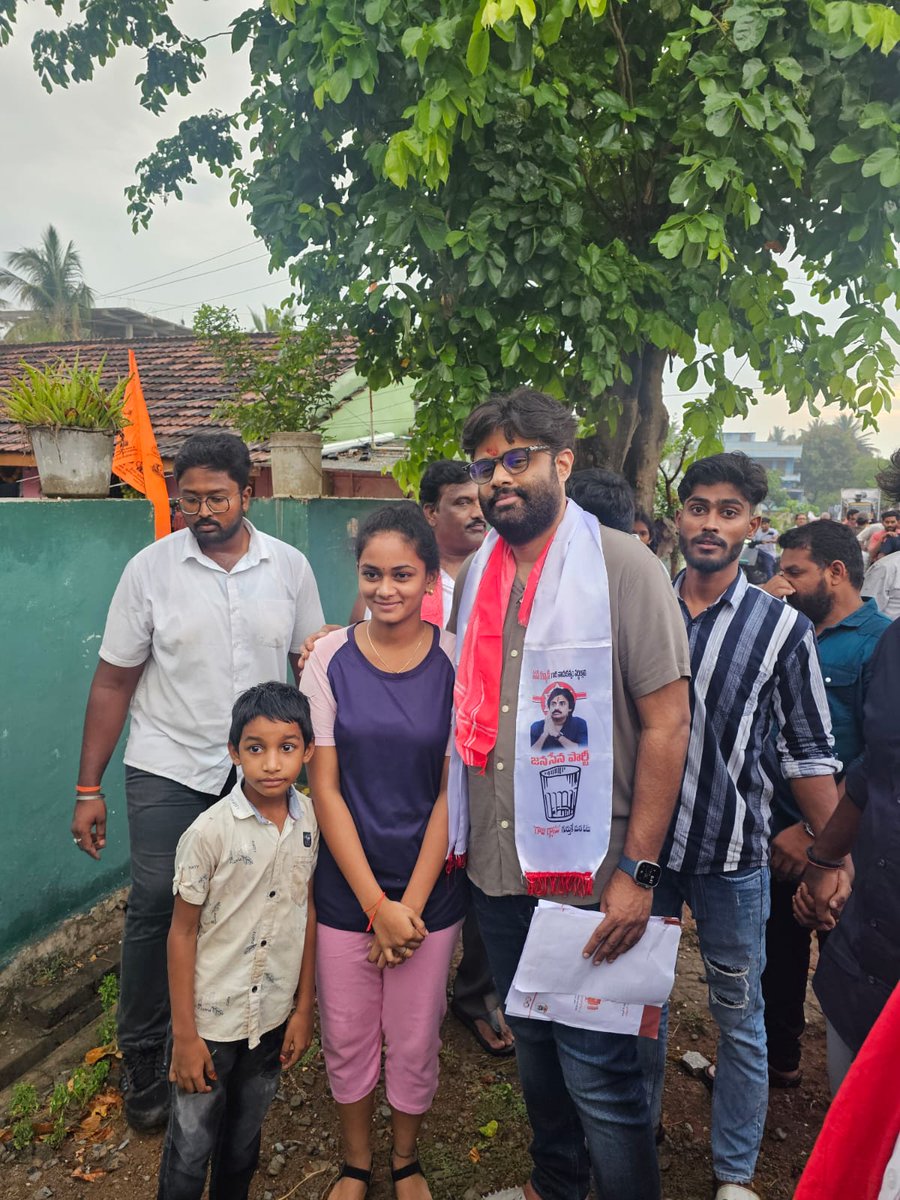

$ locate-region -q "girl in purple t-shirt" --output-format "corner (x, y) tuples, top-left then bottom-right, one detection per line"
(301, 503), (466, 1200)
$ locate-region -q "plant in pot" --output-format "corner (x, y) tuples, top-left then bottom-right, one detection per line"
(0, 356), (127, 498)
(194, 304), (348, 498)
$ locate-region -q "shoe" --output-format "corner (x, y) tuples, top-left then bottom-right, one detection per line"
(714, 1186), (760, 1200)
(768, 1064), (803, 1088)
(450, 999), (516, 1058)
(481, 1192), (527, 1200)
(122, 1045), (170, 1132)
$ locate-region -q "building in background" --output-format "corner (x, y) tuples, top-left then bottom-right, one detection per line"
(723, 431), (803, 500)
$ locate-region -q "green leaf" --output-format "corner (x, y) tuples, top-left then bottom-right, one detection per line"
(364, 0), (390, 22)
(655, 225), (685, 259)
(384, 138), (409, 188)
(861, 146), (898, 178)
(774, 56), (802, 82)
(401, 26), (423, 57)
(540, 3), (566, 44)
(669, 171), (697, 205)
(677, 362), (699, 391)
(467, 29), (490, 76)
(517, 0), (537, 27)
(741, 58), (767, 89)
(327, 67), (352, 104)
(731, 9), (768, 51)
(831, 141), (865, 164)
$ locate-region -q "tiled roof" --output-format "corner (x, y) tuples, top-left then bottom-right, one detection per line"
(0, 335), (359, 462)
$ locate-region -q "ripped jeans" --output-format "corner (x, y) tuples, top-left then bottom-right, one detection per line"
(639, 865), (770, 1185)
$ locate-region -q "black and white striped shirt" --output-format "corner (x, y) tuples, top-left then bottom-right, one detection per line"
(664, 570), (838, 874)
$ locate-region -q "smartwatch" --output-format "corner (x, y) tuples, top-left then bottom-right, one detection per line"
(617, 855), (662, 889)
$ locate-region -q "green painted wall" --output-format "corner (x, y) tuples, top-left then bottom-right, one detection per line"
(0, 495), (386, 960)
(323, 373), (415, 445)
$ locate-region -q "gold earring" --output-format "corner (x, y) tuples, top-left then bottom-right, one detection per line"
(426, 586), (434, 594)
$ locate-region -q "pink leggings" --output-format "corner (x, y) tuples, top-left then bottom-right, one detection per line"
(316, 921), (462, 1113)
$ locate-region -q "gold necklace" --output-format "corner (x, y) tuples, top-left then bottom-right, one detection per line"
(364, 621), (428, 674)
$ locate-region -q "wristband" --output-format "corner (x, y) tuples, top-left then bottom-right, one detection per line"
(75, 790), (105, 802)
(365, 892), (387, 932)
(806, 845), (845, 870)
(76, 784), (103, 794)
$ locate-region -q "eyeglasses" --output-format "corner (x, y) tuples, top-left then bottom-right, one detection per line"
(468, 445), (552, 485)
(176, 494), (237, 516)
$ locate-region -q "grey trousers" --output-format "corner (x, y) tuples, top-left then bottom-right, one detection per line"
(118, 767), (232, 1055)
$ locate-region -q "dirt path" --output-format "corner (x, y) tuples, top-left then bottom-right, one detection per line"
(1, 921), (826, 1200)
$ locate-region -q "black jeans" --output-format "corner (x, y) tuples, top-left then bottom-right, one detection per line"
(157, 1023), (285, 1200)
(119, 767), (234, 1055)
(471, 885), (659, 1200)
(451, 906), (499, 1018)
(762, 874), (827, 1074)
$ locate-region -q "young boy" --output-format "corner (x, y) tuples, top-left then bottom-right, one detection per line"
(157, 681), (318, 1200)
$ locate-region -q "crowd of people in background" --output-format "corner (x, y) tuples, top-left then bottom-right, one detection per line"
(68, 396), (900, 1200)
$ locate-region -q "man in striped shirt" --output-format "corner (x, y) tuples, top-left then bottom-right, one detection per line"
(641, 452), (841, 1200)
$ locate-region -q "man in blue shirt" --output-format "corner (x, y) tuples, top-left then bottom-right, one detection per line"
(760, 520), (890, 1086)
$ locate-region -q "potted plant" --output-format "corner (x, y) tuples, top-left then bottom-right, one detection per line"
(194, 305), (348, 498)
(0, 356), (127, 498)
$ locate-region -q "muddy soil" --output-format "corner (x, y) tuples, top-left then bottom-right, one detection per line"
(1, 920), (826, 1200)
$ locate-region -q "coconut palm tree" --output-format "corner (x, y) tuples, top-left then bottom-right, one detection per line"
(833, 413), (876, 456)
(769, 425), (787, 444)
(249, 304), (295, 333)
(0, 226), (94, 342)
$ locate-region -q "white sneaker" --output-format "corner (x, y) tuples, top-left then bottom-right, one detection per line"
(481, 1191), (527, 1200)
(715, 1186), (760, 1200)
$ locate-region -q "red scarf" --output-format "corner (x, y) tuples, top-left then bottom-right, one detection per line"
(454, 536), (553, 770)
(795, 983), (900, 1200)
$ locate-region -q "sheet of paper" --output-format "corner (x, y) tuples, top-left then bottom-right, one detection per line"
(511, 904), (681, 1007)
(506, 986), (662, 1038)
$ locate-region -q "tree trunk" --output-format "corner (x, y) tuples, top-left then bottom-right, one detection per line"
(573, 344), (670, 514)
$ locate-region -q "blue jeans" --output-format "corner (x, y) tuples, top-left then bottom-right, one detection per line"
(471, 885), (659, 1200)
(157, 1022), (285, 1200)
(639, 865), (770, 1185)
(119, 768), (230, 1055)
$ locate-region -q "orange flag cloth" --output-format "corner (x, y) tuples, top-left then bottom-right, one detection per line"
(112, 350), (171, 539)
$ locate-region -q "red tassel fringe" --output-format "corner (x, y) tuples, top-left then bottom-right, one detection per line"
(525, 872), (594, 897)
(444, 852), (468, 874)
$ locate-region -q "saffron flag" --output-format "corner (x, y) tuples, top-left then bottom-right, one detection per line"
(112, 350), (171, 539)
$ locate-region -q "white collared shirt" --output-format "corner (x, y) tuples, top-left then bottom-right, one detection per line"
(172, 783), (318, 1047)
(99, 520), (324, 793)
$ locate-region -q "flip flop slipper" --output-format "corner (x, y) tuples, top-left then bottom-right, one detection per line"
(768, 1065), (803, 1088)
(701, 1063), (716, 1093)
(450, 999), (516, 1057)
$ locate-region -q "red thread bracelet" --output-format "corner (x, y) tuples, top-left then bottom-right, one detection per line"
(365, 892), (386, 932)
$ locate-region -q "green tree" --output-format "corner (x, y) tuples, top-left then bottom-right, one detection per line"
(833, 411), (876, 456)
(0, 225), (95, 342)
(249, 304), (296, 332)
(768, 425), (787, 445)
(765, 467), (790, 509)
(6, 3), (900, 504)
(193, 304), (347, 439)
(799, 418), (876, 505)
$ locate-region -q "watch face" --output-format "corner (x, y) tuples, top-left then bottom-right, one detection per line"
(635, 861), (662, 888)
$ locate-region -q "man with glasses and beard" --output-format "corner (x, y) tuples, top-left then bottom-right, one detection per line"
(69, 433), (323, 1133)
(447, 388), (691, 1200)
(639, 453), (842, 1200)
(758, 520), (889, 1090)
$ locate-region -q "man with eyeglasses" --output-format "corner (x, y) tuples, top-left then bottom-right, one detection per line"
(70, 432), (324, 1132)
(447, 388), (691, 1200)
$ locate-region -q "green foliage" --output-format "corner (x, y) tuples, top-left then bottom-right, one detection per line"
(5, 0), (900, 498)
(193, 305), (347, 439)
(0, 356), (127, 431)
(799, 417), (882, 504)
(8, 1082), (39, 1151)
(97, 972), (119, 1047)
(765, 468), (791, 510)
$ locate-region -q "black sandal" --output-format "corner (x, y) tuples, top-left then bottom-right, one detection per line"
(329, 1162), (373, 1196)
(391, 1148), (425, 1188)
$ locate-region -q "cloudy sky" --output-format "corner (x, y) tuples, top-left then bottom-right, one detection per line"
(2, 1), (898, 454)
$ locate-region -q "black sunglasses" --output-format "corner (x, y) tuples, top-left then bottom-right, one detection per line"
(468, 445), (552, 485)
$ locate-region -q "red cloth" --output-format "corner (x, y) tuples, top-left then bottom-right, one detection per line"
(794, 982), (900, 1200)
(453, 534), (553, 770)
(420, 583), (443, 629)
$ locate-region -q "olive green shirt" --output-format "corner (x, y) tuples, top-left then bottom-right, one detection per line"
(448, 527), (690, 900)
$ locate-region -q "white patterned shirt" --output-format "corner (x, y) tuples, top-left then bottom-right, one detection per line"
(172, 782), (318, 1047)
